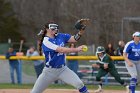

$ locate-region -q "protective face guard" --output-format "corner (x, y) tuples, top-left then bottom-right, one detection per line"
(49, 24), (59, 31)
(49, 24), (59, 36)
(37, 24), (59, 36)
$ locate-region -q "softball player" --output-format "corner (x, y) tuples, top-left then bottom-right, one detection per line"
(92, 46), (127, 93)
(30, 21), (89, 93)
(123, 31), (140, 93)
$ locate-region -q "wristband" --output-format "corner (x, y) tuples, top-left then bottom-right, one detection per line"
(74, 33), (81, 41)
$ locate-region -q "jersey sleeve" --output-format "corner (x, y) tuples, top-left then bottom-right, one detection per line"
(43, 37), (59, 51)
(60, 33), (71, 43)
(123, 42), (131, 53)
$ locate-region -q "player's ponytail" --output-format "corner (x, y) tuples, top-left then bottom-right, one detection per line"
(38, 24), (48, 56)
(38, 21), (55, 55)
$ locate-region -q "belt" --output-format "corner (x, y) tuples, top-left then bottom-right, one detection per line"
(46, 64), (65, 68)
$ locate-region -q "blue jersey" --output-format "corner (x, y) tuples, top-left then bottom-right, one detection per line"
(123, 40), (140, 61)
(42, 33), (71, 68)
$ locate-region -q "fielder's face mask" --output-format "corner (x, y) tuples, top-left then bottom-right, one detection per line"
(49, 24), (59, 34)
(37, 23), (59, 36)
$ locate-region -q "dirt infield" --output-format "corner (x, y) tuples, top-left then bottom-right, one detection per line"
(0, 89), (127, 93)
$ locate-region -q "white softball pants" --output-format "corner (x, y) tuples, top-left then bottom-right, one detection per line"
(30, 66), (85, 93)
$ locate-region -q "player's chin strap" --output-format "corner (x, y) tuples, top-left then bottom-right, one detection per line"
(49, 23), (59, 36)
(54, 31), (59, 36)
(54, 33), (58, 36)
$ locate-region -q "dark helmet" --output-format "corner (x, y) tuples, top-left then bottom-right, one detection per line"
(96, 46), (105, 54)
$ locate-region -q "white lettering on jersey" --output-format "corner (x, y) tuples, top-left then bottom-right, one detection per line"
(132, 49), (140, 56)
(57, 53), (64, 56)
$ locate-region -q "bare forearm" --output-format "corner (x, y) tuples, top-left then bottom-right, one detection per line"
(68, 30), (84, 42)
(56, 47), (79, 53)
(123, 52), (133, 66)
(123, 52), (132, 65)
(123, 53), (130, 63)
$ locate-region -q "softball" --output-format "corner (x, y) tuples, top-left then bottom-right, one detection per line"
(82, 45), (88, 52)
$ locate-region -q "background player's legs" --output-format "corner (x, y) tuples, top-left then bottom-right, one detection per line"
(58, 66), (89, 93)
(96, 69), (108, 82)
(30, 67), (57, 93)
(95, 69), (108, 93)
(109, 68), (125, 85)
(125, 62), (137, 93)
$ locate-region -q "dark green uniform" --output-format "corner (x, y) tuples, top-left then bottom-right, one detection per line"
(96, 53), (125, 85)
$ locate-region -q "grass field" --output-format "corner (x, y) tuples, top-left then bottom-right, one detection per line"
(0, 83), (140, 90)
(0, 83), (140, 93)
